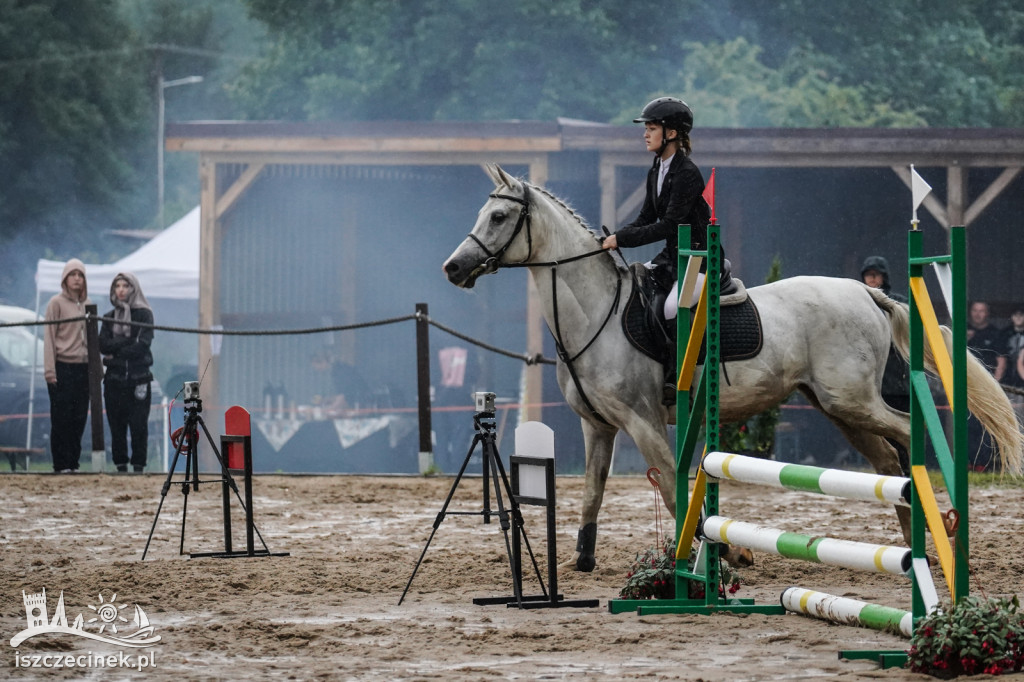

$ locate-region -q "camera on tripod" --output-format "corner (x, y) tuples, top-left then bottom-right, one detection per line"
(183, 381), (201, 405)
(474, 391), (496, 415)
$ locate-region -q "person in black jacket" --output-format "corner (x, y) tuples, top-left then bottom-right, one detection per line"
(861, 256), (912, 472)
(99, 272), (154, 472)
(602, 96), (734, 404)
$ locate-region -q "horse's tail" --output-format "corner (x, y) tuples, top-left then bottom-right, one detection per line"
(869, 285), (1024, 475)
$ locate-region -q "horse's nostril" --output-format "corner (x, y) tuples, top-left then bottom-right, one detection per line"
(444, 261), (459, 274)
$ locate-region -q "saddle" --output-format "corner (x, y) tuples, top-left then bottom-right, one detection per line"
(621, 263), (763, 366)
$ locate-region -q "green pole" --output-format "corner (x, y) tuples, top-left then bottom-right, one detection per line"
(951, 225), (969, 602)
(703, 224), (722, 606)
(908, 227), (926, 621)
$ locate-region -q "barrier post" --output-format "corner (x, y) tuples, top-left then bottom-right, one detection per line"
(950, 226), (969, 599)
(85, 304), (106, 471)
(415, 302), (434, 473)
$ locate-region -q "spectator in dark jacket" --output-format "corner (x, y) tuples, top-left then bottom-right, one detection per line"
(860, 256), (906, 303)
(99, 272), (154, 472)
(860, 255), (912, 472)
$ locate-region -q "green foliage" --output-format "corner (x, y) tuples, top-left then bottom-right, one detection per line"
(619, 538), (740, 601)
(0, 0), (240, 304)
(235, 1), (1024, 128)
(907, 595), (1024, 677)
(718, 1), (1024, 127)
(233, 0), (710, 122)
(0, 0), (151, 298)
(648, 38), (926, 128)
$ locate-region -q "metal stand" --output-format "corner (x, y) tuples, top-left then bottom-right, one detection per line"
(140, 397), (285, 560)
(506, 454), (599, 609)
(399, 409), (547, 607)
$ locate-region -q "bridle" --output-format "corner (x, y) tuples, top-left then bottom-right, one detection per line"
(465, 184), (622, 426)
(470, 184), (610, 271)
(467, 184), (534, 273)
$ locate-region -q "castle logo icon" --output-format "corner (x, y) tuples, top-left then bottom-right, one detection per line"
(11, 588), (161, 649)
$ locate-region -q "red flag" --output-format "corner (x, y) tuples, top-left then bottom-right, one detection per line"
(702, 167), (716, 224)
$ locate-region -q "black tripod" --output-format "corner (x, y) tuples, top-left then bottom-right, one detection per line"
(399, 408), (548, 607)
(141, 397), (272, 560)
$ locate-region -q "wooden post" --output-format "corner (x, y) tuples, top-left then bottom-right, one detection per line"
(85, 304), (105, 469)
(415, 303), (433, 473)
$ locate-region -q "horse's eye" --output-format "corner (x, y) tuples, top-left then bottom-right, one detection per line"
(491, 210), (507, 224)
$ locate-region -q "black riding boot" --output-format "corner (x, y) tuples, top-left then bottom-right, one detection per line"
(662, 320), (678, 406)
(720, 258), (738, 297)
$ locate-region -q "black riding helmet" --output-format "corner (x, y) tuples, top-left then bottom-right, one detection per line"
(634, 97), (693, 157)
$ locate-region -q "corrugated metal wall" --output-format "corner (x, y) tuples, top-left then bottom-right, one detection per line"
(213, 164), (533, 453)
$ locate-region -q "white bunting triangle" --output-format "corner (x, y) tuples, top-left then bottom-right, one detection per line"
(911, 164), (932, 223)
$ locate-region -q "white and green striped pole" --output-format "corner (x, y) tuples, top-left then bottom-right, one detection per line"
(702, 451), (910, 506)
(702, 516), (911, 575)
(781, 587), (913, 637)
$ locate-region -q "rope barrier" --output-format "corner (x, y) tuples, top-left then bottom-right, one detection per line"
(2, 311), (558, 365)
(425, 317), (555, 365)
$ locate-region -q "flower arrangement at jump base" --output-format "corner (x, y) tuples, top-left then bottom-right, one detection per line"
(906, 595), (1024, 677)
(618, 538), (740, 600)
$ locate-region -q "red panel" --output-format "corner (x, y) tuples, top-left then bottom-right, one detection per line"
(226, 441), (244, 470)
(225, 405), (251, 437)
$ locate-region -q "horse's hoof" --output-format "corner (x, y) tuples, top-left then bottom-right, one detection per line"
(558, 553), (595, 572)
(722, 545), (754, 568)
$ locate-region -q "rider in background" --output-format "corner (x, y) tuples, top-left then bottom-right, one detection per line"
(602, 96), (735, 405)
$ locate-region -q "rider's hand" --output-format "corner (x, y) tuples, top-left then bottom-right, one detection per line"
(602, 234), (617, 250)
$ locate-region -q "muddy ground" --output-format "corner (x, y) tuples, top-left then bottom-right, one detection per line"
(2, 472), (1022, 680)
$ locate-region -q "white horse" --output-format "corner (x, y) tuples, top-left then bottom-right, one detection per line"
(443, 164), (1024, 572)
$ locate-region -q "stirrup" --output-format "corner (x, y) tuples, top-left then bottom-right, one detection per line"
(662, 382), (677, 406)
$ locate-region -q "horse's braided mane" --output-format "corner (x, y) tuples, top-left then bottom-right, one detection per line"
(528, 182), (604, 246)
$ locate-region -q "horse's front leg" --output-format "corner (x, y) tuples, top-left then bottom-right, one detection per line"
(563, 418), (616, 572)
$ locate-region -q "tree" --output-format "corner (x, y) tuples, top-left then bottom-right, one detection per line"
(233, 1), (1024, 128)
(0, 0), (250, 304)
(717, 0), (1024, 127)
(231, 0), (709, 121)
(0, 0), (150, 300)
(650, 38), (926, 128)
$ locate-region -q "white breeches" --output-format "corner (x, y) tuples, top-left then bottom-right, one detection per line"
(664, 273), (704, 320)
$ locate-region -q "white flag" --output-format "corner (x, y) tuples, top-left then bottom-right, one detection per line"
(911, 164), (932, 222)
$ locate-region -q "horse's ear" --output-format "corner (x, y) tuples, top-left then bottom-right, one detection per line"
(493, 165), (522, 192)
(483, 163), (503, 187)
(483, 164), (523, 192)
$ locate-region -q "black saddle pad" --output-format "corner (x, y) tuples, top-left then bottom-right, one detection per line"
(621, 267), (763, 364)
(718, 296), (763, 362)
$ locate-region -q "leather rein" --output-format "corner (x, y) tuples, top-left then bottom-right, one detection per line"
(467, 185), (622, 426)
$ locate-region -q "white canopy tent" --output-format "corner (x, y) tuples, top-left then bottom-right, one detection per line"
(35, 206), (200, 300)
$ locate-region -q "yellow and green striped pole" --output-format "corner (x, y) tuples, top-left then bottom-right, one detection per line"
(781, 587), (913, 638)
(702, 451), (911, 506)
(703, 517), (911, 574)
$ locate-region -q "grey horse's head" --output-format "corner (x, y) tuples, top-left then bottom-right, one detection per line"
(443, 164), (532, 289)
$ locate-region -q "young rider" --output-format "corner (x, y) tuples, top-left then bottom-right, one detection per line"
(602, 96), (734, 404)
